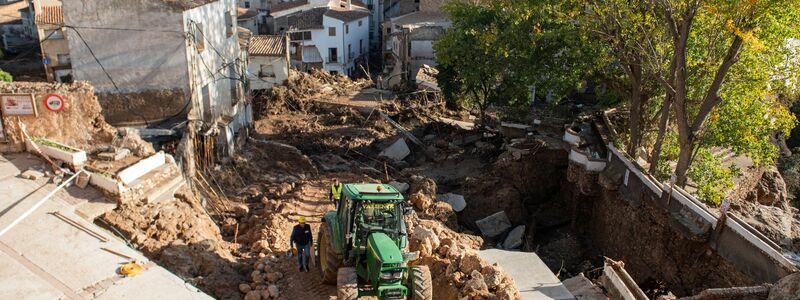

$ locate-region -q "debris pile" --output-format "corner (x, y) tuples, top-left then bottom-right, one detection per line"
(255, 69), (372, 115)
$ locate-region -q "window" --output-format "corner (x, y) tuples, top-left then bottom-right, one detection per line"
(345, 25), (349, 34)
(359, 39), (363, 54)
(328, 27), (336, 36)
(229, 65), (238, 104)
(57, 54), (70, 65)
(328, 47), (338, 63)
(259, 65), (276, 77)
(260, 0), (266, 7)
(289, 31), (311, 41)
(44, 29), (63, 40)
(330, 70), (338, 75)
(225, 11), (234, 37)
(358, 20), (363, 27)
(348, 44), (351, 60)
(194, 23), (205, 53)
(244, 1), (250, 8)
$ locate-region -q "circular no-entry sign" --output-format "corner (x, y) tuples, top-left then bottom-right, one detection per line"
(44, 94), (65, 112)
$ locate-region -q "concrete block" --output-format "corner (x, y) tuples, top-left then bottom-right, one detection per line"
(388, 181), (409, 193)
(502, 225), (526, 249)
(476, 211), (512, 239)
(379, 138), (410, 161)
(97, 148), (131, 161)
(438, 193), (466, 212)
(20, 169), (44, 180)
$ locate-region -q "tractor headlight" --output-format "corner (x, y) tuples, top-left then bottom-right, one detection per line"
(380, 269), (403, 281)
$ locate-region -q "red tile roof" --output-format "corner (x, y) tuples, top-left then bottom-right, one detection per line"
(249, 35), (287, 56)
(270, 0), (309, 13)
(35, 5), (63, 25)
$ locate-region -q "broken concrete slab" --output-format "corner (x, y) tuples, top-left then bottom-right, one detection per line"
(379, 138), (411, 161)
(563, 273), (606, 300)
(438, 193), (466, 212)
(97, 148), (131, 161)
(502, 225), (526, 249)
(389, 181), (410, 193)
(476, 211), (513, 239)
(20, 169), (44, 180)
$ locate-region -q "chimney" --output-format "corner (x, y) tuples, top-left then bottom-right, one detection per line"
(346, 0), (351, 10)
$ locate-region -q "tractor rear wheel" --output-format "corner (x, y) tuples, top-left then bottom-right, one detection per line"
(337, 267), (358, 300)
(410, 266), (433, 300)
(317, 223), (342, 284)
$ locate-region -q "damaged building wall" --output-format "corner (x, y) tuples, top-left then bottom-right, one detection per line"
(0, 81), (115, 153)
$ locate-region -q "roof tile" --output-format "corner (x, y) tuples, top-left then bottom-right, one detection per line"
(249, 35), (287, 56)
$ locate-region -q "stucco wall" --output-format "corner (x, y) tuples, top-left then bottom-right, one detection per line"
(63, 0), (190, 93)
(183, 0), (243, 122)
(248, 55), (288, 90)
(314, 14), (369, 75)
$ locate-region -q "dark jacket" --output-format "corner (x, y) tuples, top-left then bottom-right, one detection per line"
(290, 224), (313, 246)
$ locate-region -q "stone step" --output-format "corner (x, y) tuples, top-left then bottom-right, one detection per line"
(144, 174), (185, 204)
(121, 163), (180, 203)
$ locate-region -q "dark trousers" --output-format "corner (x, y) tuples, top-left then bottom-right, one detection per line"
(296, 243), (310, 269)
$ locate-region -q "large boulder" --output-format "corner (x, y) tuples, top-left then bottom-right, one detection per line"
(747, 169), (789, 206)
(502, 225), (526, 249)
(475, 211), (513, 239)
(769, 272), (800, 300)
(438, 193), (467, 212)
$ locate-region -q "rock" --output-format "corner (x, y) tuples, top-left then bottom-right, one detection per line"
(379, 138), (411, 161)
(502, 225), (526, 249)
(459, 251), (488, 274)
(475, 211), (512, 239)
(20, 169), (44, 180)
(252, 240), (270, 253)
(230, 202), (250, 217)
(463, 270), (490, 296)
(438, 193), (467, 212)
(481, 266), (504, 289)
(268, 284), (280, 298)
(769, 272), (800, 300)
(266, 272), (281, 283)
(260, 290), (271, 299)
(411, 225), (441, 256)
(423, 202), (458, 229)
(239, 283), (252, 294)
(408, 192), (433, 211)
(389, 181), (410, 193)
(244, 290), (261, 300)
(749, 169), (789, 206)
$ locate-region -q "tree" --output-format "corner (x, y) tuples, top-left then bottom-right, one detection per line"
(651, 0), (800, 186)
(0, 69), (11, 82)
(434, 0), (593, 124)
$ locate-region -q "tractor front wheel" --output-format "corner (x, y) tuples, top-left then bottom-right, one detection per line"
(317, 224), (342, 284)
(410, 266), (433, 300)
(337, 267), (358, 300)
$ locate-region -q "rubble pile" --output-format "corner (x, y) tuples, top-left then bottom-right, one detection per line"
(255, 69), (372, 115)
(405, 178), (521, 300)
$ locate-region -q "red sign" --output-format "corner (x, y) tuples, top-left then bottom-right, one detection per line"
(44, 94), (65, 112)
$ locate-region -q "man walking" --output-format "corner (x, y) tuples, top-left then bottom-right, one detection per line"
(289, 216), (312, 272)
(330, 179), (343, 209)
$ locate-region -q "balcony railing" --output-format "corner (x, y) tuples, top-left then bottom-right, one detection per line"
(326, 56), (342, 64)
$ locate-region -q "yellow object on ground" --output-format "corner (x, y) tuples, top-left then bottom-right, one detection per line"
(298, 216), (306, 224)
(120, 262), (144, 277)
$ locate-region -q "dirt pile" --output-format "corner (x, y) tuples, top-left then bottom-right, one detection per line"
(0, 81), (116, 152)
(102, 188), (245, 299)
(254, 69), (372, 116)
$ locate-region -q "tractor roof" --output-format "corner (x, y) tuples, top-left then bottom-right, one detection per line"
(343, 183), (404, 202)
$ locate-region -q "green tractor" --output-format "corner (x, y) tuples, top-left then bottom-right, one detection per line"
(316, 183), (433, 300)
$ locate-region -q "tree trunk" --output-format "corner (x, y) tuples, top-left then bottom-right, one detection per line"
(675, 136), (694, 186)
(626, 63), (644, 157)
(648, 95), (673, 174)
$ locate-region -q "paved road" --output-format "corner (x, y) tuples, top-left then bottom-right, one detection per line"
(0, 153), (212, 300)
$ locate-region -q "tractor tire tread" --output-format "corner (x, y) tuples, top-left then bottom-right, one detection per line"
(410, 265), (433, 300)
(319, 223), (342, 284)
(337, 267), (358, 300)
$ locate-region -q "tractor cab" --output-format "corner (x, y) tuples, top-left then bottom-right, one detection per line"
(337, 183), (409, 260)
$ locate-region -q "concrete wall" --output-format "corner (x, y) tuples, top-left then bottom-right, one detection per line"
(63, 0), (190, 93)
(248, 55), (288, 89)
